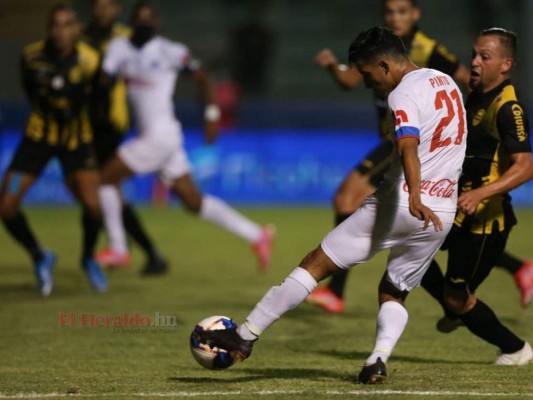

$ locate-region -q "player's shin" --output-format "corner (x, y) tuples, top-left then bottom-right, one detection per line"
(238, 267), (318, 339)
(366, 301), (409, 365)
(99, 185), (127, 253)
(460, 299), (524, 354)
(81, 208), (101, 261)
(200, 195), (261, 243)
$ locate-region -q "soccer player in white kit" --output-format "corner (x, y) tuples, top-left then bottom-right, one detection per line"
(96, 1), (274, 271)
(195, 26), (467, 384)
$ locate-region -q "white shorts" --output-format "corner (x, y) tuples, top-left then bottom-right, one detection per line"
(321, 201), (455, 291)
(118, 135), (190, 186)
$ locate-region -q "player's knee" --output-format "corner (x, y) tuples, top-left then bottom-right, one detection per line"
(443, 288), (470, 315)
(333, 187), (365, 214)
(183, 197), (202, 214)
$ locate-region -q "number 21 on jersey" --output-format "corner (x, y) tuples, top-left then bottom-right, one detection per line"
(394, 88), (465, 153)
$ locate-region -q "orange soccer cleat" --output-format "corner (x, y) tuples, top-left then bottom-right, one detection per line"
(252, 225), (275, 271)
(514, 261), (533, 307)
(306, 286), (345, 314)
(96, 247), (131, 269)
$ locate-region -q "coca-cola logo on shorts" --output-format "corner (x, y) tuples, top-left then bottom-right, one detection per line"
(402, 179), (457, 198)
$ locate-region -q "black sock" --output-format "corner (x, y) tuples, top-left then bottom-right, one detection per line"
(2, 212), (43, 263)
(461, 299), (524, 354)
(421, 260), (457, 319)
(122, 204), (157, 260)
(328, 269), (349, 298)
(496, 251), (523, 274)
(81, 208), (101, 262)
(327, 213), (353, 298)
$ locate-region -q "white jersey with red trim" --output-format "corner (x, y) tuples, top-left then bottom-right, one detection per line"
(375, 68), (467, 213)
(103, 36), (197, 143)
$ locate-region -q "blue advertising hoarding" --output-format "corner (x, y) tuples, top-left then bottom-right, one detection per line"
(1, 128), (532, 206)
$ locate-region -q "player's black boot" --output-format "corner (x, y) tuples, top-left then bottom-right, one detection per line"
(141, 253), (168, 276)
(357, 357), (387, 384)
(194, 327), (255, 361)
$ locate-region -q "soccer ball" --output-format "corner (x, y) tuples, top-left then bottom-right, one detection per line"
(190, 315), (237, 370)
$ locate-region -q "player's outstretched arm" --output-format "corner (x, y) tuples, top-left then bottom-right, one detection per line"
(315, 48), (362, 90)
(191, 68), (220, 144)
(458, 152), (533, 215)
(397, 137), (443, 231)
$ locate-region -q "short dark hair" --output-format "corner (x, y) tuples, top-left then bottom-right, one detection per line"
(348, 26), (407, 65)
(480, 27), (517, 58)
(47, 2), (76, 29)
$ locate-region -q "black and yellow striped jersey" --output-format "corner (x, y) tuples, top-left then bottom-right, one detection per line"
(81, 21), (131, 134)
(454, 80), (531, 233)
(376, 28), (461, 140)
(21, 39), (99, 149)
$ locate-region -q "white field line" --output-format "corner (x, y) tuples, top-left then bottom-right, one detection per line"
(1, 389), (533, 398)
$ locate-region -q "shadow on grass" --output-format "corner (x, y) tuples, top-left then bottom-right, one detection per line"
(316, 349), (487, 365)
(168, 367), (352, 384)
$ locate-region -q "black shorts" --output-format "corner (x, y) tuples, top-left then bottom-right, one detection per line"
(354, 140), (394, 187)
(92, 124), (123, 166)
(444, 222), (510, 293)
(9, 136), (98, 177)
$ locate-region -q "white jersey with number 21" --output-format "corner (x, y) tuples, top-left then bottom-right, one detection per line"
(376, 68), (467, 213)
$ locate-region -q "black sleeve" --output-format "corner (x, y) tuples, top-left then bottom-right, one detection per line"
(427, 44), (460, 77)
(20, 54), (36, 103)
(497, 101), (532, 154)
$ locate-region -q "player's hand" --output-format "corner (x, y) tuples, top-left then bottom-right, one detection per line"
(409, 197), (443, 231)
(457, 189), (483, 215)
(314, 49), (338, 69)
(204, 120), (219, 144)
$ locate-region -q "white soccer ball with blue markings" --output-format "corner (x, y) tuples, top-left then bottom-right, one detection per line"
(190, 315), (237, 369)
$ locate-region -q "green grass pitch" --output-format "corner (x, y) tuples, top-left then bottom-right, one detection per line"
(1, 206), (532, 399)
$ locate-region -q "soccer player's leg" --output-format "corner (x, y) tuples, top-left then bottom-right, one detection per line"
(163, 147), (274, 271)
(359, 210), (453, 384)
(198, 246), (342, 361)
(444, 228), (532, 365)
(197, 202), (381, 368)
(307, 141), (393, 312)
(94, 128), (164, 273)
(420, 233), (464, 333)
(0, 138), (56, 296)
(97, 153), (135, 268)
(491, 203), (533, 306)
(496, 251), (533, 307)
(62, 145), (108, 292)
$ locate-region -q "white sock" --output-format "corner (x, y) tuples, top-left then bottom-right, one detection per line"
(200, 195), (262, 243)
(365, 301), (408, 365)
(239, 267), (318, 339)
(98, 185), (127, 253)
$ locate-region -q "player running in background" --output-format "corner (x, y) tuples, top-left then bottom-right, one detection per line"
(196, 26), (467, 384)
(95, 0), (274, 271)
(0, 3), (107, 295)
(430, 28), (533, 364)
(308, 0), (533, 313)
(82, 0), (167, 275)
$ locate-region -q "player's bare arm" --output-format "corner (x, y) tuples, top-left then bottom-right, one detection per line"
(315, 48), (362, 90)
(397, 137), (443, 231)
(191, 68), (220, 144)
(458, 152), (533, 215)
